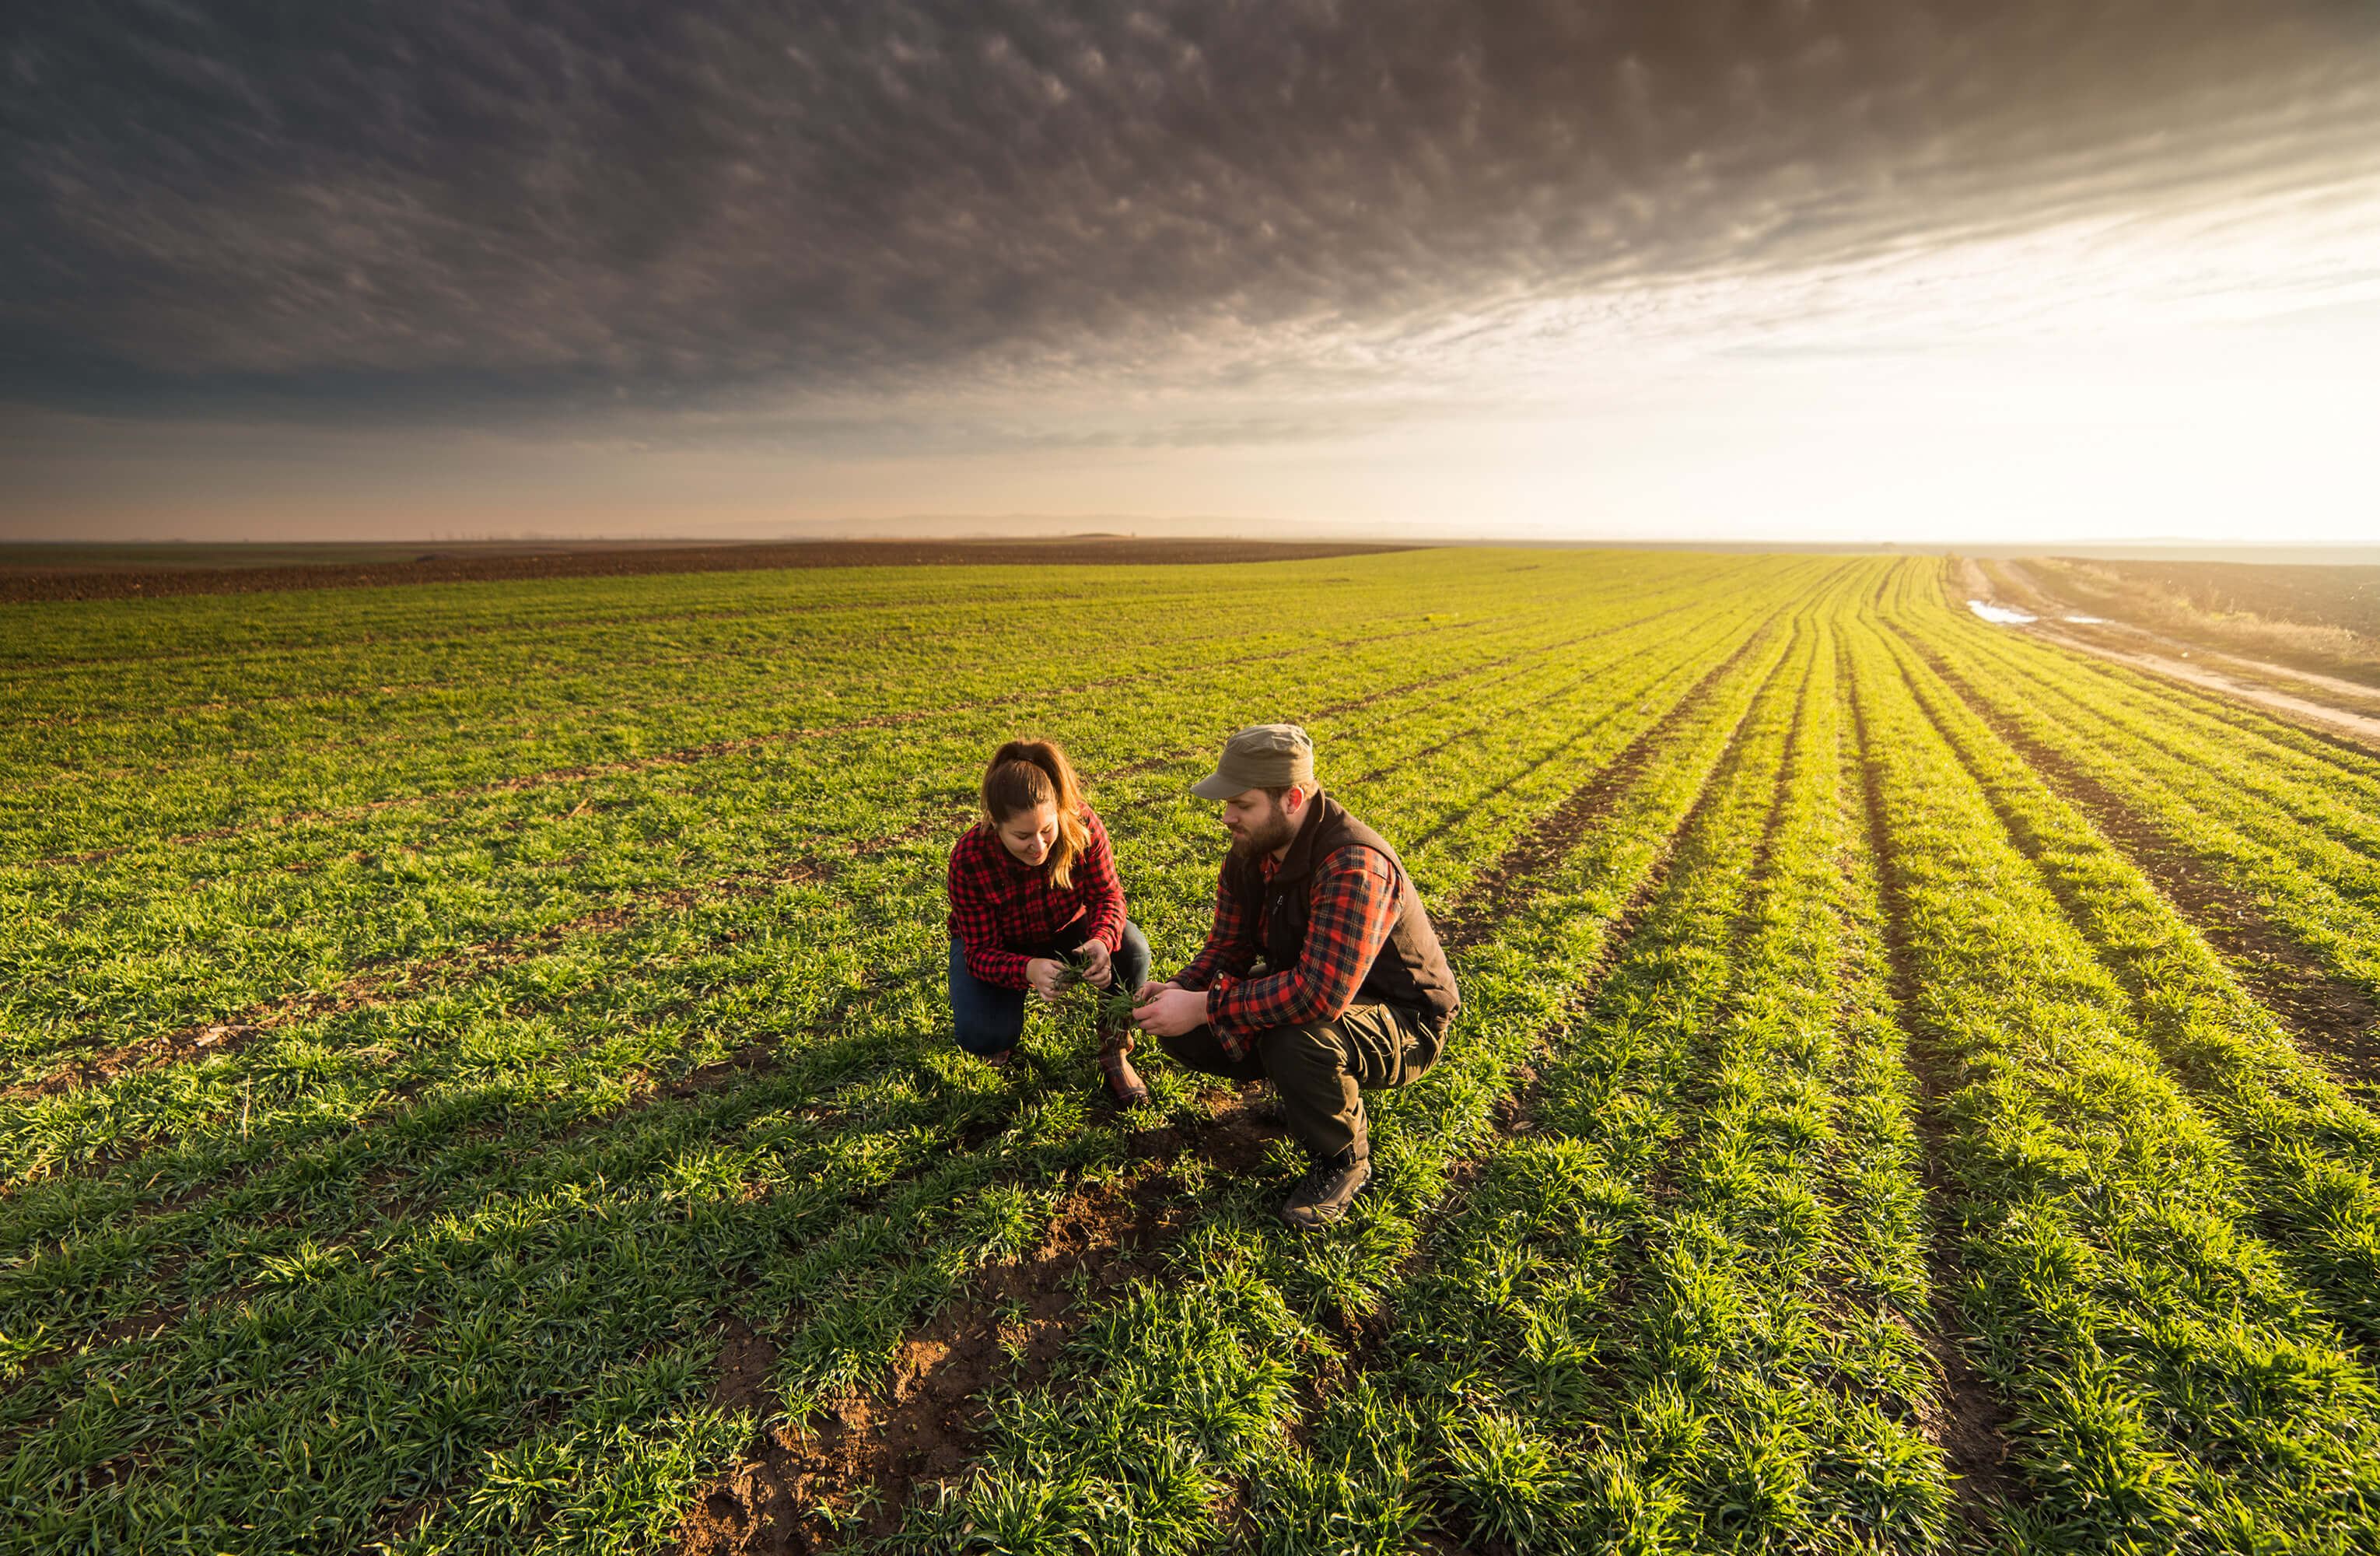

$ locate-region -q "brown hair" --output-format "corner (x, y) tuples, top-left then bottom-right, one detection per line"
(981, 739), (1091, 888)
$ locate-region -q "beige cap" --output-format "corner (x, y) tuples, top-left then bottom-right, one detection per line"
(1190, 724), (1316, 800)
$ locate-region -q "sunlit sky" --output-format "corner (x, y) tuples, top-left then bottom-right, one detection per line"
(5, 2), (2378, 545)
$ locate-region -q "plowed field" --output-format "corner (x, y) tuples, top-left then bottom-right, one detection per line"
(6, 551), (2378, 1554)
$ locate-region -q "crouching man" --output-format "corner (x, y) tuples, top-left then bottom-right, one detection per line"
(1133, 724), (1459, 1230)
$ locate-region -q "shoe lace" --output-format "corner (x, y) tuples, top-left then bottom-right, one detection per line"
(1294, 1157), (1350, 1199)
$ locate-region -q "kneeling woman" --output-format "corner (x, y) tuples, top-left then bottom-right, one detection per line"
(946, 739), (1152, 1104)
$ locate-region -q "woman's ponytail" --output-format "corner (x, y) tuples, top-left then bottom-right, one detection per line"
(980, 739), (1093, 888)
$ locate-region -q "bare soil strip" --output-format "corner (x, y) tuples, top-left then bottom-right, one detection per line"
(2, 539), (1419, 605)
(1913, 647), (2380, 1087)
(1845, 649), (2018, 1525)
(676, 1098), (1290, 1556)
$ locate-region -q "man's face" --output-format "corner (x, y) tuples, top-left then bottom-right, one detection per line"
(1221, 787), (1296, 858)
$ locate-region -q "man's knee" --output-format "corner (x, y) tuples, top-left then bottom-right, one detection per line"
(1255, 1021), (1345, 1078)
(1159, 1024), (1263, 1081)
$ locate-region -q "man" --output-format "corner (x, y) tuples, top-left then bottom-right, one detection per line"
(1134, 724), (1460, 1230)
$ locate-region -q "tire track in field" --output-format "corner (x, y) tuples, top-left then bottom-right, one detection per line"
(1934, 618), (2380, 863)
(1843, 637), (2019, 1528)
(1206, 613), (1814, 1555)
(1434, 613), (1775, 948)
(1905, 636), (2380, 1088)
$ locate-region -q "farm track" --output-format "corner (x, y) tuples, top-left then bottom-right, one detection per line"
(1846, 581), (2380, 1547)
(1906, 619), (2380, 1037)
(1947, 624), (2380, 863)
(1907, 639), (2380, 1087)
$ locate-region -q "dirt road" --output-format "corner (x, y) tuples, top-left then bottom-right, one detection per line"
(1955, 557), (2380, 752)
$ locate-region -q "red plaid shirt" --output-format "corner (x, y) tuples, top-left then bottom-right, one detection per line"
(1171, 844), (1401, 1059)
(947, 806), (1128, 990)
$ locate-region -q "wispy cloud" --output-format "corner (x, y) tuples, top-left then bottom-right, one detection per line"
(7, 0), (2375, 426)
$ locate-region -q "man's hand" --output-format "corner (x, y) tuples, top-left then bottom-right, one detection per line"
(1135, 979), (1180, 1004)
(1074, 940), (1113, 990)
(1024, 958), (1067, 1004)
(1133, 985), (1209, 1039)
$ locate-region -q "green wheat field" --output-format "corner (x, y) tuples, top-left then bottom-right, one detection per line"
(8, 549), (2380, 1555)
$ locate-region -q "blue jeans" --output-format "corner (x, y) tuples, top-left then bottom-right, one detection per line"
(949, 920), (1152, 1057)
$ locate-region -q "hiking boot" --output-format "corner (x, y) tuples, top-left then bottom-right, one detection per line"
(1097, 1029), (1150, 1108)
(1279, 1149), (1370, 1232)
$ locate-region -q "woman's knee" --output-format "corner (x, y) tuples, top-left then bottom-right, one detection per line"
(953, 1009), (1024, 1057)
(948, 939), (1026, 1056)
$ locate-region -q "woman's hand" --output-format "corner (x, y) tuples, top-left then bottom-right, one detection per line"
(1024, 958), (1067, 1004)
(1074, 940), (1114, 989)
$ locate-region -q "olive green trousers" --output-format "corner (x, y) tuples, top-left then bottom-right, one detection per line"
(1158, 1001), (1440, 1161)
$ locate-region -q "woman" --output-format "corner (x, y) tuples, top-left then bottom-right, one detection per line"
(946, 739), (1153, 1104)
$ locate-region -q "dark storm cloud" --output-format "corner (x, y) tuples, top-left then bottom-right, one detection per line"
(4, 0), (2375, 421)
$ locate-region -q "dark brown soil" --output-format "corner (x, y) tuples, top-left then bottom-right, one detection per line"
(1436, 623), (1772, 949)
(3, 539), (1417, 604)
(1844, 657), (2019, 1523)
(674, 1092), (1288, 1555)
(1914, 648), (2380, 1087)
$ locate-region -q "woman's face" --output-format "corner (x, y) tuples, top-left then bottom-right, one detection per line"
(997, 800), (1060, 867)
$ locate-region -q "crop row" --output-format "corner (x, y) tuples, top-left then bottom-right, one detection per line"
(1174, 607), (1954, 1554)
(1843, 606), (2380, 1549)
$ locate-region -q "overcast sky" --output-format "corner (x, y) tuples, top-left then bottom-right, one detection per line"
(5, 0), (2377, 543)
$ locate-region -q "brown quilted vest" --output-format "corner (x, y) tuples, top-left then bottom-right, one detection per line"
(1219, 790), (1461, 1039)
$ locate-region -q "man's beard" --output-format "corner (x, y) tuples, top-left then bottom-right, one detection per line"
(1228, 801), (1293, 860)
